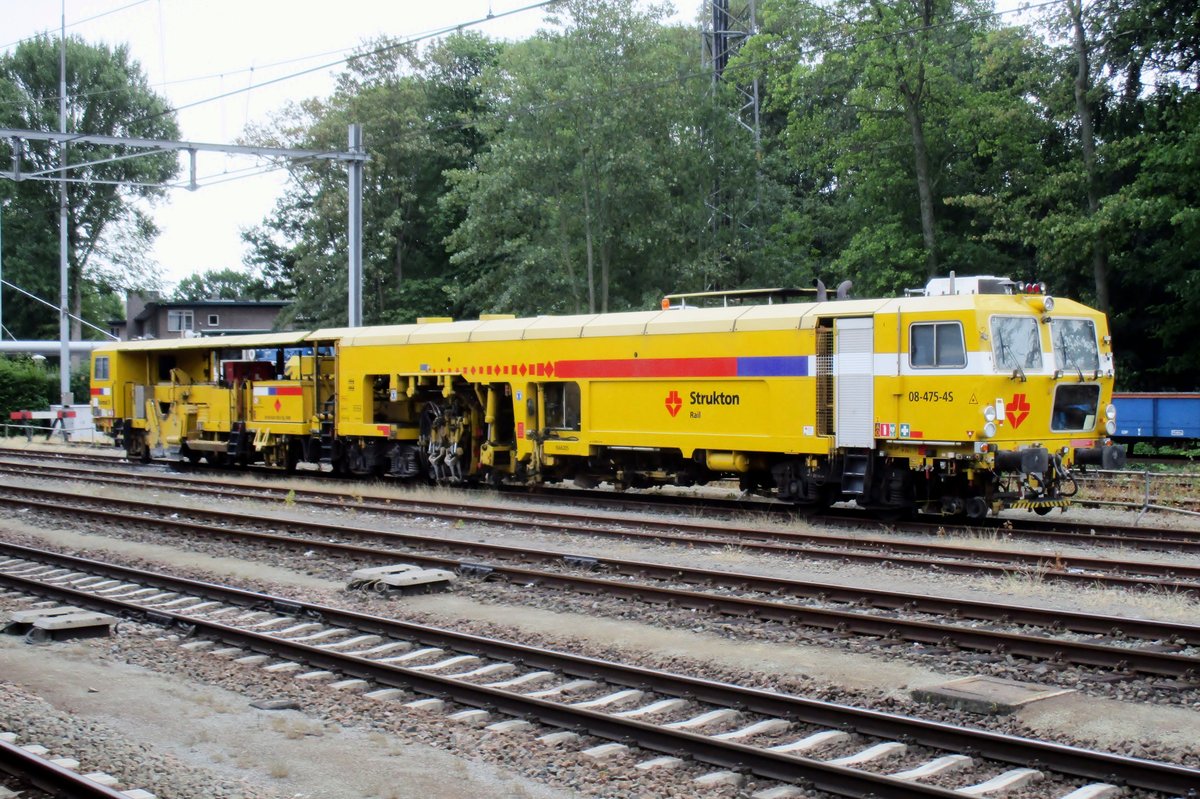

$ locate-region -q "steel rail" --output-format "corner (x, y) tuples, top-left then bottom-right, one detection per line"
(1, 541), (1196, 795)
(10, 459), (1200, 555)
(5, 450), (1200, 550)
(7, 485), (1200, 641)
(2, 494), (1199, 678)
(0, 738), (129, 799)
(2, 479), (1199, 592)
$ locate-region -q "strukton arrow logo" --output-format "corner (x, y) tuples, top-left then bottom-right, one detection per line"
(1007, 392), (1031, 428)
(664, 390), (682, 417)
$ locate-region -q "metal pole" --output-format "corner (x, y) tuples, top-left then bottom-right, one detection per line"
(0, 200), (5, 340)
(58, 8), (71, 405)
(347, 123), (363, 328)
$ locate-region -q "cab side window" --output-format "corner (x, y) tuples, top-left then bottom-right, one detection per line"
(93, 356), (110, 380)
(910, 322), (965, 368)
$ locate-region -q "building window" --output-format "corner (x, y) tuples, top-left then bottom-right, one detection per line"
(909, 322), (965, 368)
(168, 310), (194, 332)
(207, 314), (220, 327)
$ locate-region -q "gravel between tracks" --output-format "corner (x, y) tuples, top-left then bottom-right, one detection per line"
(2, 460), (1199, 798)
(10, 476), (1200, 709)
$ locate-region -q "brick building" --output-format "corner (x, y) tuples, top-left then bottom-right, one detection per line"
(109, 293), (292, 341)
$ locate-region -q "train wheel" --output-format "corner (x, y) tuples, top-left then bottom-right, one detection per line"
(126, 431), (151, 463)
(179, 442), (201, 465)
(964, 496), (989, 521)
(284, 440), (302, 474)
(940, 496), (965, 517)
(1033, 505), (1053, 516)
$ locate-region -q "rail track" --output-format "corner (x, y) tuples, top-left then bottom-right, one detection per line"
(3, 463), (1200, 590)
(2, 540), (1196, 799)
(0, 734), (142, 798)
(3, 482), (1200, 681)
(4, 448), (1199, 556)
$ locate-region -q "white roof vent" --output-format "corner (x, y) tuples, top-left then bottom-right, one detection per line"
(924, 273), (1018, 296)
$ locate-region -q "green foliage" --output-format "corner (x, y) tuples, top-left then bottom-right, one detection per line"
(0, 35), (179, 340)
(243, 32), (504, 327)
(174, 268), (273, 301)
(1131, 441), (1200, 460)
(445, 0), (786, 314)
(749, 0), (1052, 293)
(0, 357), (89, 436)
(0, 356), (57, 418)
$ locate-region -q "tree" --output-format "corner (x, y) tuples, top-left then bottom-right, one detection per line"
(446, 0), (732, 315)
(174, 268), (272, 301)
(1067, 0), (1109, 313)
(243, 33), (503, 327)
(0, 35), (180, 341)
(948, 0), (1200, 387)
(1082, 0), (1200, 386)
(751, 0), (1047, 293)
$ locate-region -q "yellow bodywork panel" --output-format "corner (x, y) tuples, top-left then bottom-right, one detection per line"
(874, 295), (1114, 464)
(334, 323), (828, 460)
(249, 381), (311, 430)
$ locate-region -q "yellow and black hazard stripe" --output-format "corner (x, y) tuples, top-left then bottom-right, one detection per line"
(1009, 498), (1071, 510)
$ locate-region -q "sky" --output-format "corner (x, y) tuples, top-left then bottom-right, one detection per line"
(3, 0), (687, 291)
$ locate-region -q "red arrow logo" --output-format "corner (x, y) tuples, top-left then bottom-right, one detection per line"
(664, 390), (682, 417)
(1007, 393), (1030, 428)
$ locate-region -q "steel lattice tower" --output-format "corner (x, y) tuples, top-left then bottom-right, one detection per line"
(701, 0), (761, 144)
(700, 0), (761, 288)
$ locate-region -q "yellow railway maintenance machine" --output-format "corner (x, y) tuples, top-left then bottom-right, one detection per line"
(91, 275), (1125, 517)
(89, 332), (333, 469)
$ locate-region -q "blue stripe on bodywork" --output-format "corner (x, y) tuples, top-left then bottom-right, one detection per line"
(736, 356), (809, 377)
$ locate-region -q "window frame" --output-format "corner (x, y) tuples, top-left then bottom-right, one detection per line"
(167, 309), (194, 332)
(1049, 317), (1100, 374)
(542, 382), (582, 431)
(908, 321), (967, 369)
(990, 314), (1044, 372)
(207, 313), (220, 327)
(1050, 383), (1101, 432)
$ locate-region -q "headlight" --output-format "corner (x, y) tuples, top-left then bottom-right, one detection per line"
(1106, 420), (1117, 435)
(983, 405), (996, 423)
(1043, 296), (1054, 312)
(982, 421), (997, 439)
(1105, 403), (1116, 420)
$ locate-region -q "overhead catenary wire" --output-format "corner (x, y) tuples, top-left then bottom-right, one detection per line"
(5, 0), (1156, 195)
(115, 0), (561, 130)
(0, 1), (558, 125)
(0, 0), (152, 51)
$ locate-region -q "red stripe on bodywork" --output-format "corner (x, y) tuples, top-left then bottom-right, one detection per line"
(554, 357), (738, 379)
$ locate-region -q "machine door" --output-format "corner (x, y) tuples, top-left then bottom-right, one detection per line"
(835, 317), (874, 449)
